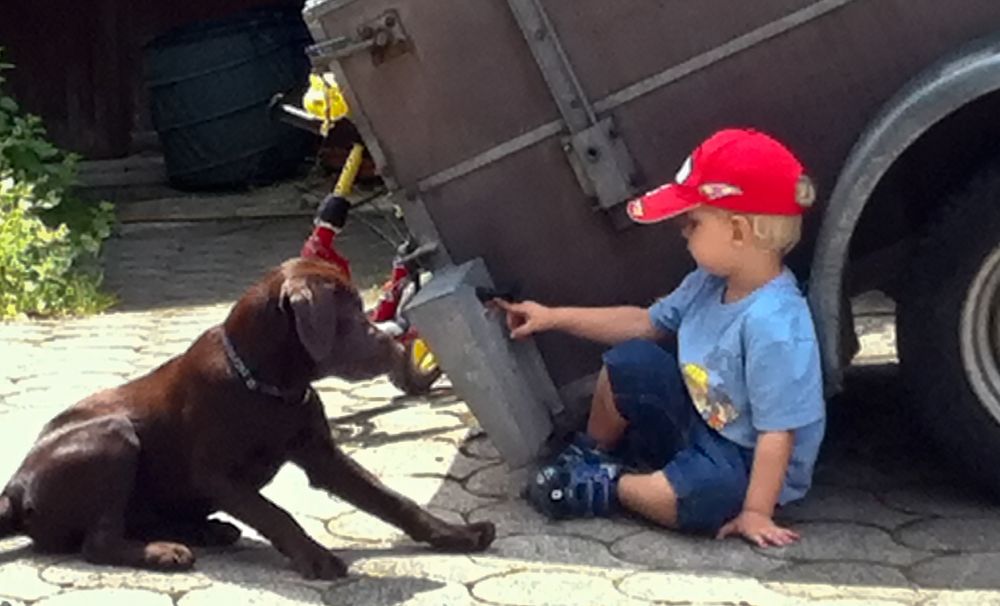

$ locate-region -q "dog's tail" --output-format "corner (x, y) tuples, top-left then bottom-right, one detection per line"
(0, 492), (21, 538)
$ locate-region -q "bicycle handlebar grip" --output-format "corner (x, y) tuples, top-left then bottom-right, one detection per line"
(268, 93), (325, 137)
(315, 194), (351, 230)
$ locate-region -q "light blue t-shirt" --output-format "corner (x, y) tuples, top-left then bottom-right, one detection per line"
(649, 268), (825, 504)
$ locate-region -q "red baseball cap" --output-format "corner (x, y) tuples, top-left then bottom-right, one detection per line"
(627, 128), (815, 224)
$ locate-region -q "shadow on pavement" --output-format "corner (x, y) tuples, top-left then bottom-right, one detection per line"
(102, 216), (397, 312)
(45, 212), (1000, 598)
(330, 362), (1000, 598)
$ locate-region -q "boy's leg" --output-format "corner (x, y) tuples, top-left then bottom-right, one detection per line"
(617, 471), (679, 527)
(527, 340), (694, 520)
(586, 367), (628, 451)
(600, 340), (693, 469)
(618, 422), (752, 534)
(525, 365), (625, 519)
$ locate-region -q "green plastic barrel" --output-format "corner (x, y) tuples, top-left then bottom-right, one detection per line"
(145, 7), (314, 190)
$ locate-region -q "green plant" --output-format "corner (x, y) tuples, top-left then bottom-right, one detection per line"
(0, 178), (114, 317)
(0, 51), (116, 319)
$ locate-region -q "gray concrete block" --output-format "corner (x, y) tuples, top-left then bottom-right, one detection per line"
(404, 259), (560, 466)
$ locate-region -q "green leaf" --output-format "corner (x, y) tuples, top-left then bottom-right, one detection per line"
(0, 56), (114, 319)
(28, 140), (58, 159)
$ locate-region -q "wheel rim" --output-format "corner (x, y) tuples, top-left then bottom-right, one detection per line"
(960, 244), (1000, 421)
(410, 338), (438, 375)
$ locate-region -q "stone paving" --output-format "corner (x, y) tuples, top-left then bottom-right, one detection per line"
(2, 215), (1000, 605)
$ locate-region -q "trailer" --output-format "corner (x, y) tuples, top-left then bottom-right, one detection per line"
(303, 0), (1000, 491)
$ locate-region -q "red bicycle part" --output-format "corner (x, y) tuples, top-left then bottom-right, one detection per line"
(301, 225), (352, 280)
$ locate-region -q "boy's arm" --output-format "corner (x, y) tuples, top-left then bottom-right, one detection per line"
(495, 268), (707, 344)
(744, 431), (793, 516)
(494, 300), (662, 345)
(717, 431), (800, 547)
(549, 305), (662, 344)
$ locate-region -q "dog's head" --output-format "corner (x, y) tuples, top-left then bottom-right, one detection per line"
(227, 258), (403, 384)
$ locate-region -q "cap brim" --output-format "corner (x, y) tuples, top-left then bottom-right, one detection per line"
(626, 184), (700, 224)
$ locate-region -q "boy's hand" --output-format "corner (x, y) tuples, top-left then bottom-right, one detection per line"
(716, 510), (799, 548)
(490, 299), (553, 339)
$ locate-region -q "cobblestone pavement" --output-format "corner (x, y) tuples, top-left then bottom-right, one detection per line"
(2, 216), (1000, 605)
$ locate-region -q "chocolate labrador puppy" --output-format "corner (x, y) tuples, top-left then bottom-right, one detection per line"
(0, 257), (495, 578)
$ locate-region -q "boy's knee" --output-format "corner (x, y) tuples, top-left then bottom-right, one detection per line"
(603, 339), (675, 370)
(617, 472), (678, 528)
(602, 340), (686, 404)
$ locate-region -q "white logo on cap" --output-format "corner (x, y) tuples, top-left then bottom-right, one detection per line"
(675, 155), (693, 184)
(627, 199), (645, 218)
(699, 183), (743, 200)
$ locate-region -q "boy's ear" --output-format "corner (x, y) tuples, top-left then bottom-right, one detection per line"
(730, 215), (753, 247)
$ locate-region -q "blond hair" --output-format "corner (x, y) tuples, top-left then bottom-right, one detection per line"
(694, 205), (804, 255)
(744, 213), (802, 254)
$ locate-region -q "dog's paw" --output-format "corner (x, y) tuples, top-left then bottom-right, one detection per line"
(291, 544), (348, 580)
(199, 520), (242, 547)
(143, 541), (195, 570)
(428, 521), (496, 553)
(468, 521), (496, 551)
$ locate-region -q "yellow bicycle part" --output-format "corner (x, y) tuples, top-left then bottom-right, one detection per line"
(302, 72), (349, 136)
(410, 338), (439, 374)
(303, 72), (363, 196)
(334, 143), (366, 197)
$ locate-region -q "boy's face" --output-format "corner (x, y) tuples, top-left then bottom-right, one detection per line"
(677, 206), (741, 277)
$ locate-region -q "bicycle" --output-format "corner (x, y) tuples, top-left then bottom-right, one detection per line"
(269, 73), (442, 395)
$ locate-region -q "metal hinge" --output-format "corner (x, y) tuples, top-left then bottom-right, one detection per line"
(507, 0), (639, 224)
(306, 10), (409, 66)
(562, 118), (640, 214)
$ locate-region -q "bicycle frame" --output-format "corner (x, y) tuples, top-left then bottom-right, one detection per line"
(270, 76), (442, 394)
(334, 143), (365, 198)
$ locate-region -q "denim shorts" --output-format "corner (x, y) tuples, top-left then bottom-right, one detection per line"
(604, 339), (753, 534)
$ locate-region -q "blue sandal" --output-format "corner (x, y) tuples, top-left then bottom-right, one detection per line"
(527, 435), (623, 519)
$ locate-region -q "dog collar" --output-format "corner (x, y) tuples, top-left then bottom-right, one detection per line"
(221, 330), (309, 404)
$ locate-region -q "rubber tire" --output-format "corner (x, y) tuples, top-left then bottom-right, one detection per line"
(391, 339), (443, 396)
(897, 166), (1000, 496)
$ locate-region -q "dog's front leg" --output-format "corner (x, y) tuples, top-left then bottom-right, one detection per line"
(198, 476), (347, 579)
(289, 429), (496, 552)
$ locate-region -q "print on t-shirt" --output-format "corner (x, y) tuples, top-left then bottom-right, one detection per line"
(682, 361), (739, 431)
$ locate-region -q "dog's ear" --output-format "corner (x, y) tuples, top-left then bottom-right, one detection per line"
(280, 276), (337, 363)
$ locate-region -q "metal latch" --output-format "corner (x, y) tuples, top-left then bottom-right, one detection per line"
(562, 118), (639, 213)
(306, 10), (409, 66)
(507, 0), (639, 226)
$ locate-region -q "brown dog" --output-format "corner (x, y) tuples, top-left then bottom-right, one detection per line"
(0, 257), (495, 578)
